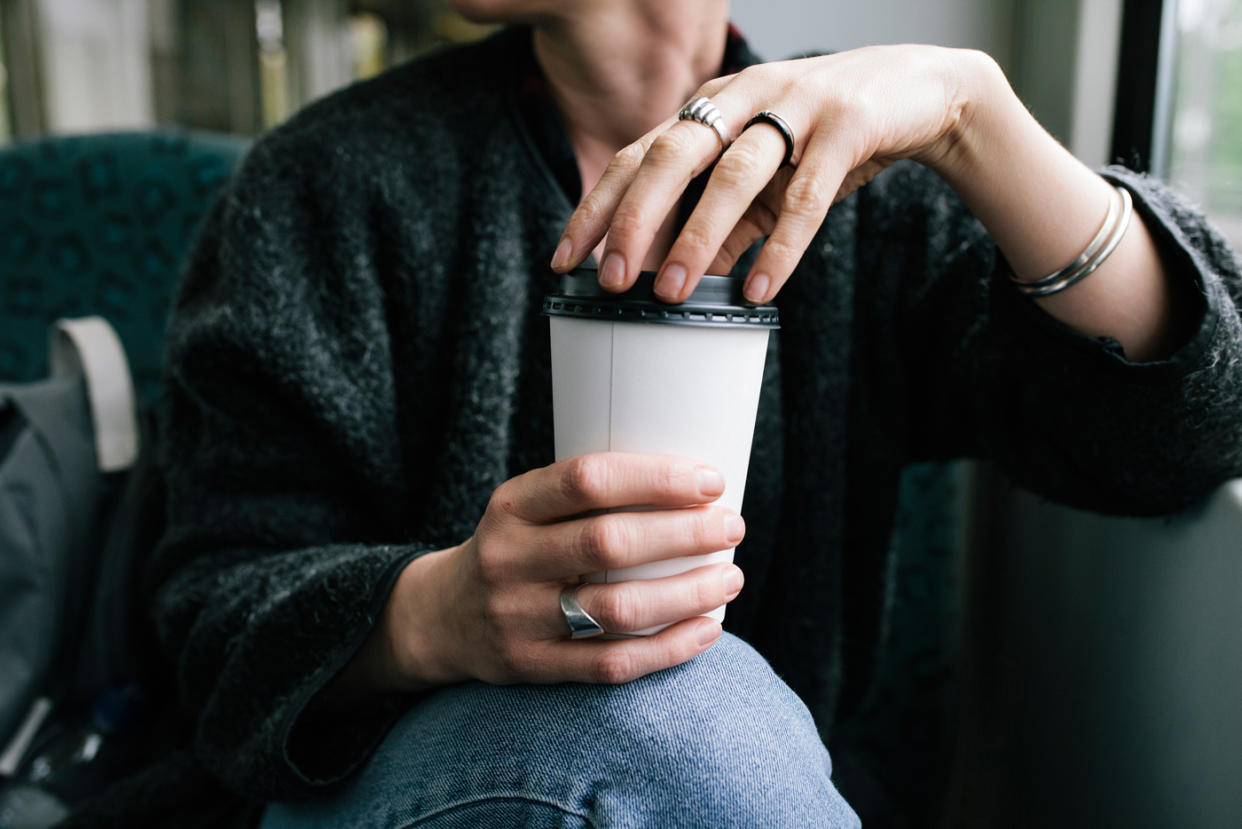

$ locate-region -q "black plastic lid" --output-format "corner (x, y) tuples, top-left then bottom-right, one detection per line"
(542, 268), (779, 329)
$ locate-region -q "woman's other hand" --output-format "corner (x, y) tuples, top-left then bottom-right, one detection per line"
(550, 44), (996, 304)
(338, 453), (745, 697)
(549, 44), (1184, 362)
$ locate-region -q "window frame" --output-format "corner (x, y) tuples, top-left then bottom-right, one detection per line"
(1111, 0), (1179, 177)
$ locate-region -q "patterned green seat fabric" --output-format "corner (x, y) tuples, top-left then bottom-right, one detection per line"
(0, 131), (250, 401)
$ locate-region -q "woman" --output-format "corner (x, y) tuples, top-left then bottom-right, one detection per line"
(109, 0), (1242, 826)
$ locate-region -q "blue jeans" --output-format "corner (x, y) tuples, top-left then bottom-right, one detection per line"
(262, 633), (860, 828)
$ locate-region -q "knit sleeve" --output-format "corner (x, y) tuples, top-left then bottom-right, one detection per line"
(147, 138), (436, 802)
(886, 162), (1242, 515)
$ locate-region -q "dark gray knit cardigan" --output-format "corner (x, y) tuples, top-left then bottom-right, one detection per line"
(128, 25), (1242, 824)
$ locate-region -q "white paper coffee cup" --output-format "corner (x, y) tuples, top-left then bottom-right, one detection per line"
(543, 269), (778, 635)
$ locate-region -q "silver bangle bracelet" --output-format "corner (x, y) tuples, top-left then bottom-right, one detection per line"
(1011, 184), (1134, 298)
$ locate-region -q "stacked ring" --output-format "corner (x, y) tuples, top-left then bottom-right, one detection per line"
(678, 96), (732, 150)
(743, 110), (797, 168)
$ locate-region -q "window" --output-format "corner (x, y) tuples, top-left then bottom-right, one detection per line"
(0, 10), (10, 143)
(1114, 0), (1242, 246)
(1166, 0), (1242, 245)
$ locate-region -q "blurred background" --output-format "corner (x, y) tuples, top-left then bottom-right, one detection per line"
(0, 0), (1238, 241)
(1, 2), (1240, 827)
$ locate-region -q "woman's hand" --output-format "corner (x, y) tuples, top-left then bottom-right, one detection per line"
(549, 44), (1000, 304)
(548, 44), (1184, 361)
(344, 453), (745, 696)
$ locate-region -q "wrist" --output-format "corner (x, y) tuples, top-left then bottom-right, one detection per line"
(316, 547), (462, 708)
(381, 546), (466, 692)
(920, 47), (1018, 187)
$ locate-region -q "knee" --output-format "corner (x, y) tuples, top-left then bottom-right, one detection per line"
(350, 634), (859, 829)
(593, 633), (827, 769)
(552, 633), (859, 827)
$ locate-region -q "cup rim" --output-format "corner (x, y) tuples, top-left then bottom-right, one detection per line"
(542, 268), (780, 330)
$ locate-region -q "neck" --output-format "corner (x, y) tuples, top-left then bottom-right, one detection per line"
(532, 4), (730, 165)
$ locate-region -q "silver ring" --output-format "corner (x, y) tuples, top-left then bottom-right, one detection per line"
(678, 96), (731, 150)
(560, 583), (605, 639)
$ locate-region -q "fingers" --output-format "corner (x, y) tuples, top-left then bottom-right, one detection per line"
(654, 127), (790, 301)
(704, 204), (778, 275)
(540, 616), (724, 684)
(523, 504), (746, 581)
(742, 136), (851, 303)
(550, 122), (670, 274)
(556, 81), (815, 304)
(546, 563), (743, 638)
(550, 75), (741, 289)
(595, 121), (728, 294)
(553, 48), (964, 307)
(598, 82), (761, 297)
(492, 453), (726, 525)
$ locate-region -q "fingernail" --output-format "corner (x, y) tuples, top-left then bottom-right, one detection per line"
(723, 566), (744, 599)
(725, 515), (746, 544)
(655, 262), (687, 300)
(600, 252), (626, 289)
(551, 237), (573, 271)
(697, 621), (723, 648)
(696, 466), (725, 496)
(745, 273), (771, 304)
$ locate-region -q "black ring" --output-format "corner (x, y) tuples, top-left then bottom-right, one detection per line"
(743, 110), (796, 167)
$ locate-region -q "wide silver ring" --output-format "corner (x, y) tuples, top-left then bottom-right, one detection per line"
(678, 96), (731, 150)
(560, 583), (605, 639)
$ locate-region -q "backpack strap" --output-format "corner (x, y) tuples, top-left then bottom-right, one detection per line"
(49, 317), (139, 473)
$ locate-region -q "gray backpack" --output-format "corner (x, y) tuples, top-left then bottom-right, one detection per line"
(0, 317), (142, 779)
